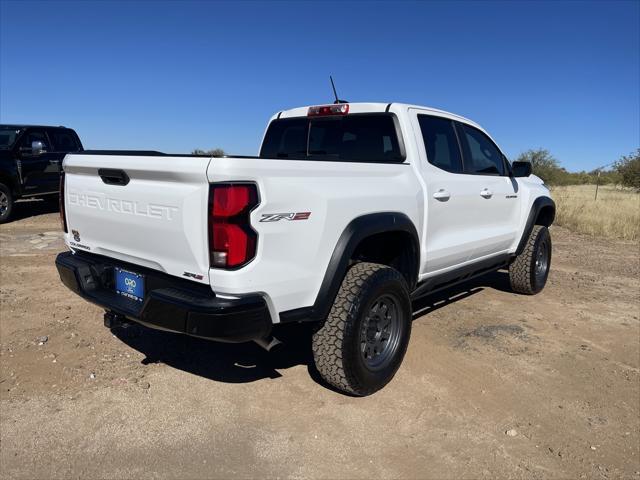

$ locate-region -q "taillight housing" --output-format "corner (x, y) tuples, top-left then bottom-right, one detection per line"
(307, 103), (349, 116)
(209, 183), (259, 269)
(59, 172), (67, 233)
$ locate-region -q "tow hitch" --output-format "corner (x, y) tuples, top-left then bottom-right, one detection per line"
(103, 310), (132, 329)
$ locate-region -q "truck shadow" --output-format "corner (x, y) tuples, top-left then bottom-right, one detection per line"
(113, 322), (314, 384)
(113, 270), (513, 387)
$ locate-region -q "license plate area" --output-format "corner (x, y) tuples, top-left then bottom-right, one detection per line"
(114, 267), (145, 302)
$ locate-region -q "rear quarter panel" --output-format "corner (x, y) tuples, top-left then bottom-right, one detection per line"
(207, 157), (423, 319)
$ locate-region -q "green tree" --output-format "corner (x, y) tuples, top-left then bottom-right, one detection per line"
(615, 149), (640, 190)
(514, 149), (564, 184)
(588, 168), (620, 186)
(192, 148), (225, 157)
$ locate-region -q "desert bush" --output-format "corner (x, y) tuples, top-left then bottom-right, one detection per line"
(514, 149), (595, 186)
(615, 149), (640, 190)
(515, 149), (563, 184)
(192, 148), (225, 156)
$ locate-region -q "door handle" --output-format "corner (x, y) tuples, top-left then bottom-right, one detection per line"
(480, 188), (493, 199)
(432, 189), (451, 201)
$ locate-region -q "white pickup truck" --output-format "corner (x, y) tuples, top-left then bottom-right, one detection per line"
(56, 102), (554, 396)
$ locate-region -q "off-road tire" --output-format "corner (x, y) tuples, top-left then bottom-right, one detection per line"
(509, 225), (552, 295)
(0, 183), (13, 224)
(312, 262), (412, 396)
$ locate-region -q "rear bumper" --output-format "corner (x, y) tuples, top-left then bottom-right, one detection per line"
(55, 251), (272, 342)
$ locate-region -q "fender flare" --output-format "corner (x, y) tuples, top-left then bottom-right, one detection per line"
(515, 196), (556, 256)
(306, 212), (420, 322)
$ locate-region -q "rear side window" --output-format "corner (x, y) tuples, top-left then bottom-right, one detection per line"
(457, 124), (505, 175)
(417, 115), (463, 173)
(260, 114), (404, 163)
(0, 128), (21, 148)
(48, 130), (81, 152)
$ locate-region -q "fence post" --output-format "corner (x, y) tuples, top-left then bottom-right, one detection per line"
(595, 170), (601, 201)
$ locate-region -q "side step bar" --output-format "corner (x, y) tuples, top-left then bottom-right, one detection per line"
(411, 254), (511, 301)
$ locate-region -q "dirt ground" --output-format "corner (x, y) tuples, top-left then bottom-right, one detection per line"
(1, 200), (639, 479)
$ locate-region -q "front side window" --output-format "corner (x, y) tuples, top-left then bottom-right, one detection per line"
(458, 124), (505, 175)
(260, 114), (404, 163)
(20, 130), (49, 151)
(417, 115), (463, 173)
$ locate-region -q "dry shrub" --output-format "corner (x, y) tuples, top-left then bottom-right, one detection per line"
(552, 185), (639, 241)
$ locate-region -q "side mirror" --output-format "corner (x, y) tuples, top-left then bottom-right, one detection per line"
(512, 161), (532, 178)
(31, 140), (45, 155)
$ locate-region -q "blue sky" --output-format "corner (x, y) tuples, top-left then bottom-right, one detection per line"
(1, 0), (638, 171)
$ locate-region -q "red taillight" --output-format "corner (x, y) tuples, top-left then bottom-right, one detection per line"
(59, 172), (67, 233)
(209, 184), (258, 269)
(212, 184), (252, 217)
(307, 103), (349, 116)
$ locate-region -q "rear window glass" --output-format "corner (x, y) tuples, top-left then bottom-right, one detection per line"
(260, 114), (404, 163)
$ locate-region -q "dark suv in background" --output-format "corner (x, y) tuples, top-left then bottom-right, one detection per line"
(0, 125), (83, 223)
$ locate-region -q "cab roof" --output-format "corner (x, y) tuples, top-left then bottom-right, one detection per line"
(0, 124), (72, 131)
(276, 102), (482, 130)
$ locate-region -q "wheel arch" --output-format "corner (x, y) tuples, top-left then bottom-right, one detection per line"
(309, 212), (420, 322)
(515, 196), (555, 256)
(0, 171), (18, 196)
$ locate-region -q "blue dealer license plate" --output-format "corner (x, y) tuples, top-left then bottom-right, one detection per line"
(115, 268), (145, 302)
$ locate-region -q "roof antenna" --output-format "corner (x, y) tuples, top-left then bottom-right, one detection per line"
(330, 76), (347, 104)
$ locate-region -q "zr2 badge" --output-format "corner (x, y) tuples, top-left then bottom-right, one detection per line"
(259, 212), (311, 222)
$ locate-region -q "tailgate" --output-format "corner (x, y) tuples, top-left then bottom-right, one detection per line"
(63, 154), (212, 284)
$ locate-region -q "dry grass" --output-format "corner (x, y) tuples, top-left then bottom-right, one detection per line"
(552, 185), (640, 241)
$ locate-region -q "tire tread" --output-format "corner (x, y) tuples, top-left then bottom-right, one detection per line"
(509, 225), (548, 295)
(312, 262), (408, 396)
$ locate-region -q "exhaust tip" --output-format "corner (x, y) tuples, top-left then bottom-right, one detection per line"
(254, 336), (282, 352)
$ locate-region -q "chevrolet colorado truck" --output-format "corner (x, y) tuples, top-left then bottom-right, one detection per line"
(0, 125), (83, 223)
(55, 102), (554, 396)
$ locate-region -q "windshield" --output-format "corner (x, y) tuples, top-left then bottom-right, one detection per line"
(260, 114), (404, 163)
(0, 128), (21, 149)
